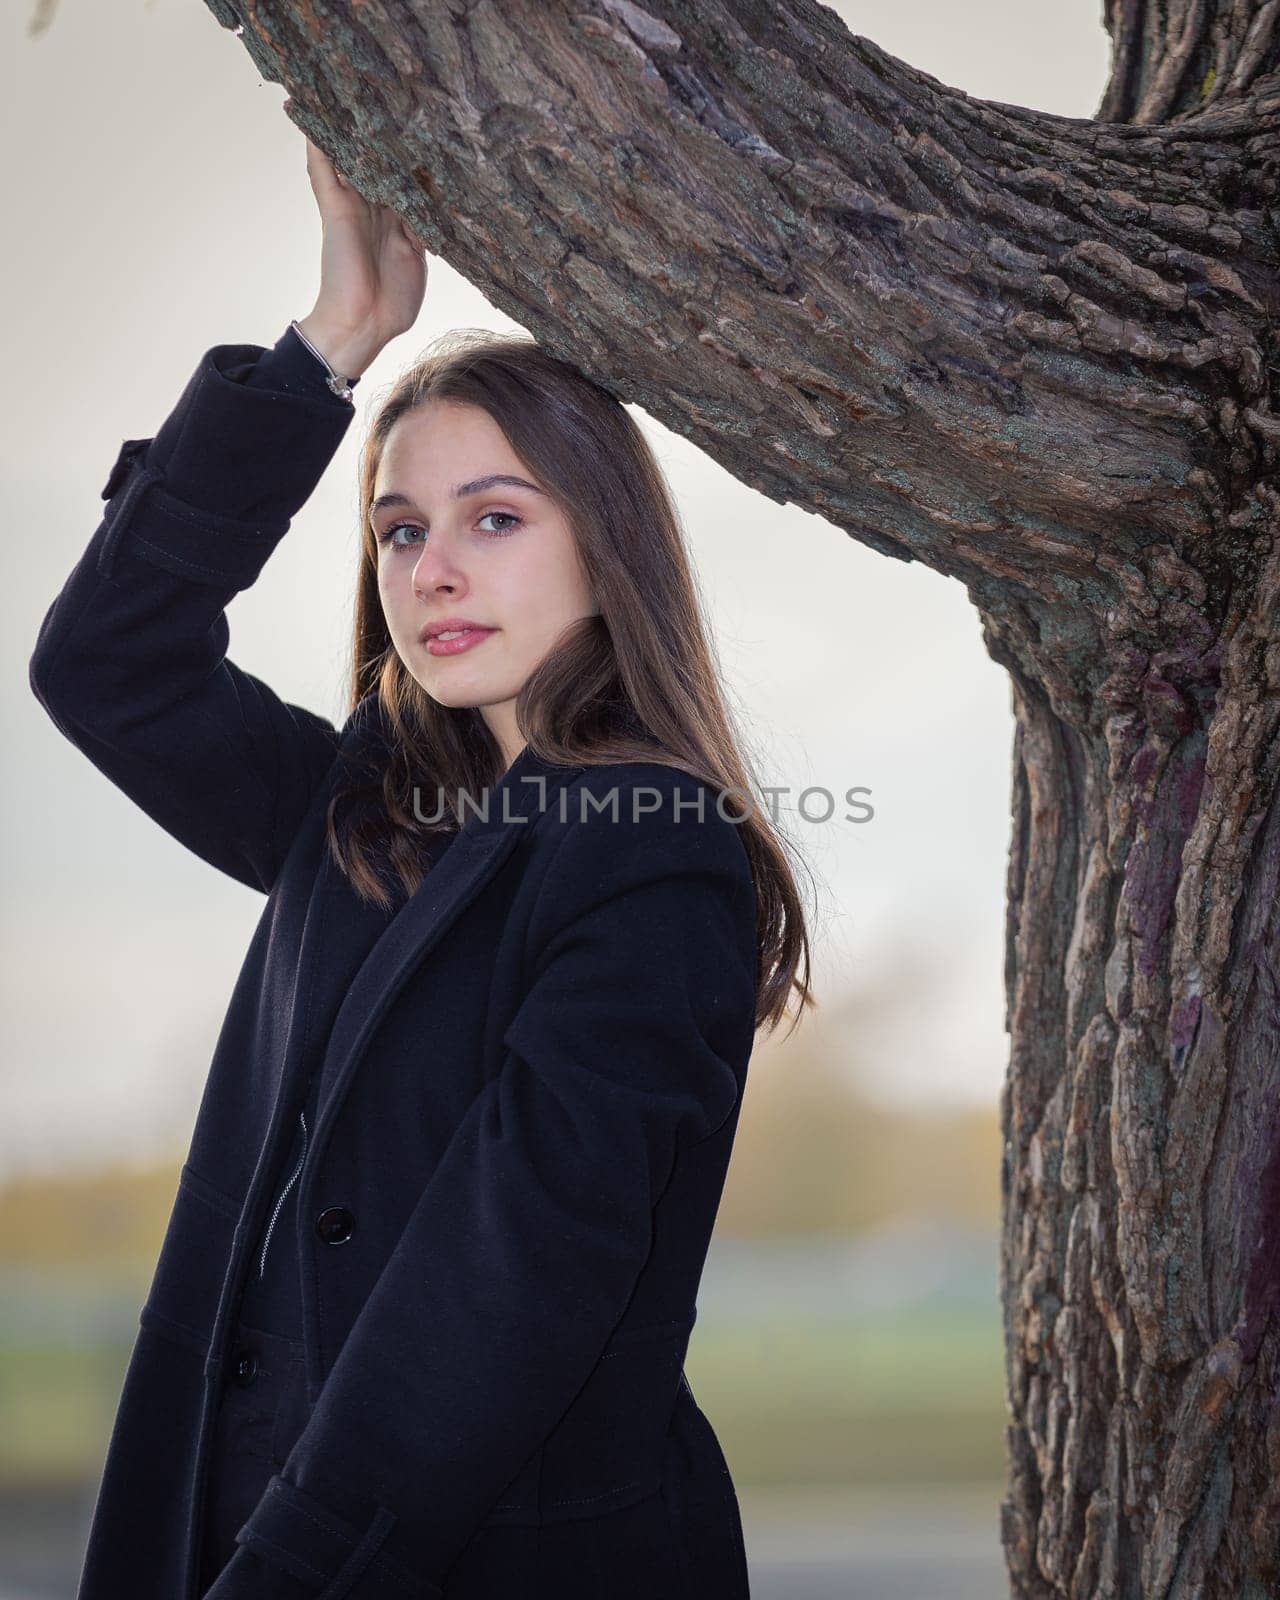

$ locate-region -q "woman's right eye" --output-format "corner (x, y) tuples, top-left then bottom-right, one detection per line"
(379, 522), (426, 549)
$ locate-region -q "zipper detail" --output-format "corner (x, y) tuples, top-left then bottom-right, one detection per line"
(257, 1108), (308, 1280)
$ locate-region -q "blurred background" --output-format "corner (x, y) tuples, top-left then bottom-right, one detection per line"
(2, 1), (1111, 1595)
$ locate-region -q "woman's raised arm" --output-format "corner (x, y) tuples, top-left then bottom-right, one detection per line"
(29, 326), (360, 893)
(28, 128), (429, 895)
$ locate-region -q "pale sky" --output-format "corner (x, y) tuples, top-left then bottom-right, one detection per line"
(2, 1), (1111, 1179)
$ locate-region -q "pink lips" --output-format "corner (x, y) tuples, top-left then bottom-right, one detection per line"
(424, 627), (497, 657)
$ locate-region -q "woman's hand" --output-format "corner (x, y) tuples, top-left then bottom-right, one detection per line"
(287, 101), (430, 381)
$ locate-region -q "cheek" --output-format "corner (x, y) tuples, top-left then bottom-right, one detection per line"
(377, 562), (412, 618)
(517, 541), (588, 613)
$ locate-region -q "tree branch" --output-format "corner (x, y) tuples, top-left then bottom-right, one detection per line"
(208, 0), (1278, 631)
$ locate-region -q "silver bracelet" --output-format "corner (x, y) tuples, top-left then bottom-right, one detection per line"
(289, 319), (355, 403)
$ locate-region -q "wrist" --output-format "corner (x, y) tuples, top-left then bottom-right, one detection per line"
(294, 313), (382, 382)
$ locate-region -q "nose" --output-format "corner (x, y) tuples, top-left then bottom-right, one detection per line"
(410, 533), (468, 600)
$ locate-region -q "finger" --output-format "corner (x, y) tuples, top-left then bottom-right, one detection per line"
(305, 135), (347, 195)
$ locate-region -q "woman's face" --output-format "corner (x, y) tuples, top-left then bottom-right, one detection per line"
(372, 399), (597, 770)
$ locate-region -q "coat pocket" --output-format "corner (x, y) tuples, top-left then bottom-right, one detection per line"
(138, 1161), (242, 1356)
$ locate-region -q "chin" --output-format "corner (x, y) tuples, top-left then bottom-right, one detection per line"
(417, 684), (485, 710)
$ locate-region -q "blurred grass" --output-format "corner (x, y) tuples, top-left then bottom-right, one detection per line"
(686, 1309), (1006, 1485)
(0, 1341), (127, 1484)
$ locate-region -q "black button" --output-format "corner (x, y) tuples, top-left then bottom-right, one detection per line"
(232, 1347), (259, 1386)
(316, 1206), (356, 1245)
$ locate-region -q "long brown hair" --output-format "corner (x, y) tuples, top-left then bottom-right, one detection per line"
(324, 327), (816, 1038)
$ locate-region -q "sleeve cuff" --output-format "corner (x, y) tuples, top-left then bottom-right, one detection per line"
(96, 455), (294, 589)
(92, 330), (359, 585)
(204, 1475), (442, 1600)
(135, 334), (357, 524)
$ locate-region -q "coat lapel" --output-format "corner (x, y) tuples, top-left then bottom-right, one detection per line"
(305, 739), (584, 1160)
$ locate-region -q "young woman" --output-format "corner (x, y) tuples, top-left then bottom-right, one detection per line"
(30, 125), (813, 1600)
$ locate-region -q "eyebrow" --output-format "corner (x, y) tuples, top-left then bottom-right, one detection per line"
(369, 473), (547, 518)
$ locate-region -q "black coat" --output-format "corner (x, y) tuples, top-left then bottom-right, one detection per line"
(29, 331), (759, 1600)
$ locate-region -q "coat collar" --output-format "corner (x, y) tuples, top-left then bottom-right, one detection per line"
(303, 734), (585, 1163)
(449, 738), (585, 835)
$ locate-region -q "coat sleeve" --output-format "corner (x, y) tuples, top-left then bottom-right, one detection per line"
(27, 324), (357, 895)
(201, 781), (759, 1600)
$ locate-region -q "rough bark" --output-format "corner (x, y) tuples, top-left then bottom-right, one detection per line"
(207, 2), (1278, 1593)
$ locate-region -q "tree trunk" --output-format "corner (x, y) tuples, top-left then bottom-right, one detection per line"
(207, 1), (1279, 1591)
